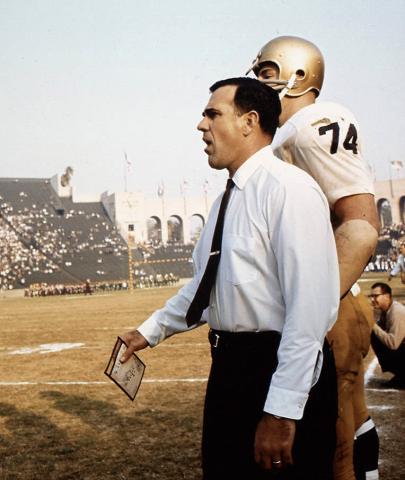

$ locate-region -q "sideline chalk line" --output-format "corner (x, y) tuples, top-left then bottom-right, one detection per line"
(0, 378), (208, 386)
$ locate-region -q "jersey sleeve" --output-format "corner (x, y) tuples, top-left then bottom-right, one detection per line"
(286, 111), (374, 208)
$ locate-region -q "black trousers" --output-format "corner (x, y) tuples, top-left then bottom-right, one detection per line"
(371, 331), (405, 379)
(202, 330), (337, 480)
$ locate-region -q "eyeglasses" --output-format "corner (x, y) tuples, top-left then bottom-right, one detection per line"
(368, 293), (385, 299)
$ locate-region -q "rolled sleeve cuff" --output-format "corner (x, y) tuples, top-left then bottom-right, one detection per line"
(263, 385), (309, 420)
(137, 316), (166, 347)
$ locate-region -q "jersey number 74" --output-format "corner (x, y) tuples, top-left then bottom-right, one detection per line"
(318, 122), (358, 155)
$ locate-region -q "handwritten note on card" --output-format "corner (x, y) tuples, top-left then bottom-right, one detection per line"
(105, 337), (145, 401)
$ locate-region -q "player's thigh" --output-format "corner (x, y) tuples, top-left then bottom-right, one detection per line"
(327, 294), (371, 374)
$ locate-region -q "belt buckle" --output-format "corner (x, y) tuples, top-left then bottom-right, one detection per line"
(212, 332), (220, 348)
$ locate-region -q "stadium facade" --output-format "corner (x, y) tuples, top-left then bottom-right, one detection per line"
(55, 173), (405, 242)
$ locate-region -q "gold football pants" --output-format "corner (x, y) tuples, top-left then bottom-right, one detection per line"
(326, 292), (374, 480)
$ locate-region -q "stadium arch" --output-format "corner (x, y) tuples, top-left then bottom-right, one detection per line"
(167, 215), (184, 244)
(190, 214), (205, 243)
(147, 216), (162, 243)
(377, 198), (393, 227)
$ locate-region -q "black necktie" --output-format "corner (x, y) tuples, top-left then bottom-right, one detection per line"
(186, 178), (234, 327)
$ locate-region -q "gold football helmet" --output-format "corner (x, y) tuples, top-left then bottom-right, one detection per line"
(246, 36), (325, 98)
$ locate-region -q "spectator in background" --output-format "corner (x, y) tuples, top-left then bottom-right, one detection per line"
(388, 242), (405, 283)
(84, 279), (92, 295)
(369, 282), (405, 388)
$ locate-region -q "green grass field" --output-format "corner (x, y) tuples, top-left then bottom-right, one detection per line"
(0, 275), (404, 479)
(0, 287), (212, 479)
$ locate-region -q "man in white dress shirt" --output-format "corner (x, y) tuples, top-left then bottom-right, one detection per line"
(119, 77), (339, 479)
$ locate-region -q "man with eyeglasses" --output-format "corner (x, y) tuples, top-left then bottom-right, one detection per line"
(369, 282), (405, 388)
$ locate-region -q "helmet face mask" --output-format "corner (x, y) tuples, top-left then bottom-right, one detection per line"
(247, 36), (325, 98)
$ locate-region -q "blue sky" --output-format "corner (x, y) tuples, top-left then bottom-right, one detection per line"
(1, 0), (404, 198)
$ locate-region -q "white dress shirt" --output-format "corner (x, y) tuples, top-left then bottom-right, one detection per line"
(138, 145), (339, 419)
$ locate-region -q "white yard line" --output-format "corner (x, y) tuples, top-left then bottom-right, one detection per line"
(64, 294), (113, 300)
(7, 343), (85, 355)
(0, 378), (208, 386)
(365, 388), (402, 393)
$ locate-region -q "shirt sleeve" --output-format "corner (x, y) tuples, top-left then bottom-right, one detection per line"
(137, 275), (205, 346)
(263, 180), (339, 419)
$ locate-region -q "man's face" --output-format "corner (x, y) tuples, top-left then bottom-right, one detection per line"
(400, 244), (405, 255)
(369, 287), (391, 311)
(197, 85), (245, 175)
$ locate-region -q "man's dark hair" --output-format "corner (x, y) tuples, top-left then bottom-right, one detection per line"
(371, 282), (392, 296)
(209, 77), (281, 138)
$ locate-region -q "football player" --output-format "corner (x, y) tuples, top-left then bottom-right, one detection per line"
(247, 36), (380, 480)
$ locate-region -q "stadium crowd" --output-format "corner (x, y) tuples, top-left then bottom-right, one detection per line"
(25, 280), (128, 297)
(133, 271), (179, 288)
(25, 273), (180, 297)
(365, 223), (405, 272)
(0, 214), (59, 290)
(0, 194), (126, 290)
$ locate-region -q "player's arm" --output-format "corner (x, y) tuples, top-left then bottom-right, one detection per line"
(333, 193), (380, 297)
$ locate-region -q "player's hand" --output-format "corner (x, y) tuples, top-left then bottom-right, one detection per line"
(254, 413), (296, 471)
(119, 330), (149, 363)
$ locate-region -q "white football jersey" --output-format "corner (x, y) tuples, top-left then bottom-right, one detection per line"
(272, 101), (374, 208)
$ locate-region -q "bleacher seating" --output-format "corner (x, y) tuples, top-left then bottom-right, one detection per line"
(0, 177), (194, 290)
(135, 244), (194, 278)
(0, 178), (128, 289)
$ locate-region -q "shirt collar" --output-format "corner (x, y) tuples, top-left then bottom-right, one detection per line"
(231, 145), (273, 190)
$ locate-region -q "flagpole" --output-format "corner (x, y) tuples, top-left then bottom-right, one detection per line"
(158, 181), (165, 244)
(181, 179), (189, 217)
(203, 180), (209, 217)
(124, 152), (128, 192)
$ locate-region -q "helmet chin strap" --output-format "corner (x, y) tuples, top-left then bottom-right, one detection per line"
(278, 73), (297, 99)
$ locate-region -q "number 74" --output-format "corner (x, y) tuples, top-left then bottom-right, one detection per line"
(318, 122), (358, 155)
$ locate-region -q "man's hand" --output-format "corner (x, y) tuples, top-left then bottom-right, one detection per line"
(254, 413), (296, 471)
(119, 330), (149, 363)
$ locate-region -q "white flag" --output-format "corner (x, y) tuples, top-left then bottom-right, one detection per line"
(125, 152), (132, 172)
(180, 179), (190, 195)
(157, 181), (165, 198)
(391, 160), (403, 171)
(203, 179), (210, 193)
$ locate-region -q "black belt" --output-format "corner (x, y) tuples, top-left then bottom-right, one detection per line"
(208, 328), (281, 349)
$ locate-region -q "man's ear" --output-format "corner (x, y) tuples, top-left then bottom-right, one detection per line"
(242, 110), (260, 136)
